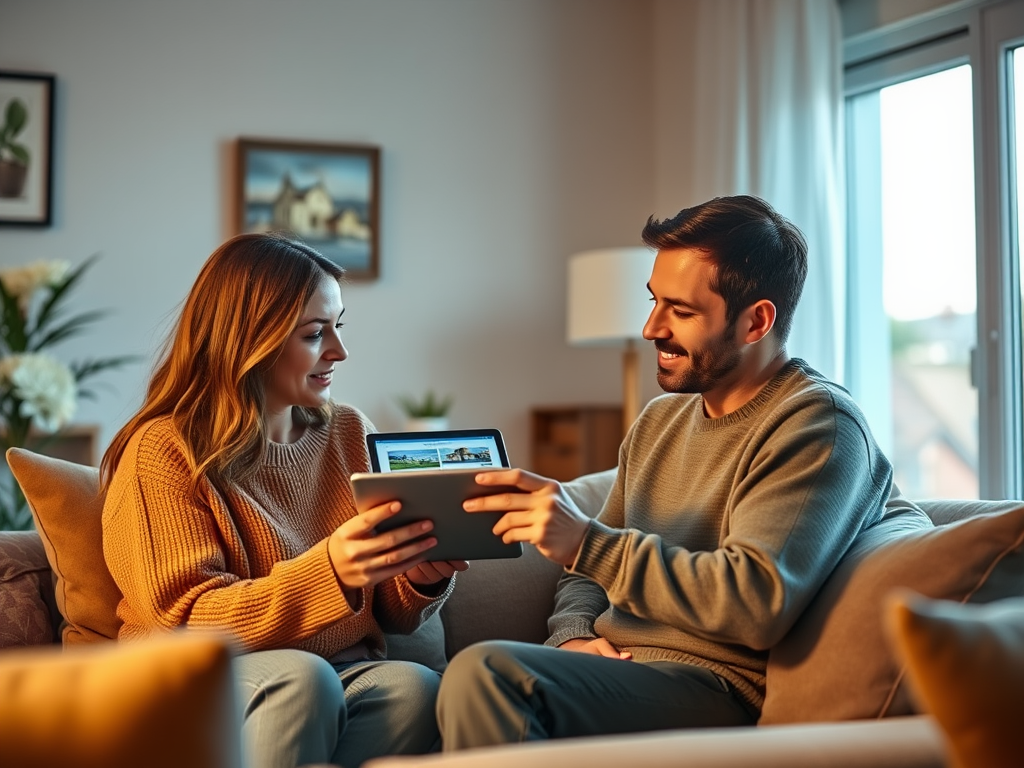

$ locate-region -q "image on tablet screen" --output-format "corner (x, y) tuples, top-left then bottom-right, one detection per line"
(373, 433), (504, 473)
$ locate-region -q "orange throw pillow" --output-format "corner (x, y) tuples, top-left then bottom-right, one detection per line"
(887, 591), (1024, 768)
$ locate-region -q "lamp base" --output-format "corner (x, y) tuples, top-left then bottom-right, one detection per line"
(622, 339), (641, 435)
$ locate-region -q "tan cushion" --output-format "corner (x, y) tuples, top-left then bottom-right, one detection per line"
(0, 631), (240, 768)
(6, 447), (122, 644)
(0, 531), (58, 647)
(761, 500), (1024, 723)
(887, 592), (1024, 768)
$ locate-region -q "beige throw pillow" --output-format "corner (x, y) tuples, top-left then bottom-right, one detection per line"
(0, 631), (240, 768)
(887, 592), (1024, 768)
(760, 501), (1024, 723)
(6, 447), (122, 644)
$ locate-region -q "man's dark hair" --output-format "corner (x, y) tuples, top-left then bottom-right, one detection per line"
(641, 195), (808, 345)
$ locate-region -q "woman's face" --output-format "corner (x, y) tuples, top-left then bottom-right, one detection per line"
(264, 276), (347, 415)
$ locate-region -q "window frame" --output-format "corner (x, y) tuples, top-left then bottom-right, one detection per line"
(843, 0), (1024, 499)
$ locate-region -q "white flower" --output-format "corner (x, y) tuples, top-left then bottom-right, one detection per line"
(0, 353), (76, 432)
(0, 260), (71, 312)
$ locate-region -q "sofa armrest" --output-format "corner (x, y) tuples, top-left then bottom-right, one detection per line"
(0, 530), (59, 648)
(363, 717), (948, 768)
(917, 498), (1024, 527)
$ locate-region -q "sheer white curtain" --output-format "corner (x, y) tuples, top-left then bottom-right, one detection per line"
(653, 0), (846, 382)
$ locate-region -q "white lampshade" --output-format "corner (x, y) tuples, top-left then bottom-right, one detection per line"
(566, 247), (656, 434)
(567, 247), (655, 345)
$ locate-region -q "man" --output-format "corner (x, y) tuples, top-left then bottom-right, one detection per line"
(436, 195), (894, 748)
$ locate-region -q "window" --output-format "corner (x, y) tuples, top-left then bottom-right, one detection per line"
(844, 0), (1024, 500)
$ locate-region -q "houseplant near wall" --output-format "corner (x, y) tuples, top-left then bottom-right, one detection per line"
(0, 255), (136, 530)
(397, 390), (453, 432)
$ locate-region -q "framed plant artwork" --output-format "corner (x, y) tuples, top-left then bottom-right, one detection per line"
(235, 138), (381, 280)
(0, 71), (55, 227)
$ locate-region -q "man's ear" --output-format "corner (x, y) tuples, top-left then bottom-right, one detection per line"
(739, 300), (776, 344)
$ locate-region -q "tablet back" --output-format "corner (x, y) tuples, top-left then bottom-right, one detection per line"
(350, 469), (523, 560)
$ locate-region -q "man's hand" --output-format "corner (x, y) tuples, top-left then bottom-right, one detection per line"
(462, 468), (591, 566)
(559, 637), (632, 660)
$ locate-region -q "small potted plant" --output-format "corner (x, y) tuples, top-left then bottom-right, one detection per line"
(397, 390), (453, 432)
(0, 98), (30, 199)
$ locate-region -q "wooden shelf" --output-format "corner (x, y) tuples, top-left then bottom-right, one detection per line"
(530, 406), (622, 481)
(21, 424), (100, 467)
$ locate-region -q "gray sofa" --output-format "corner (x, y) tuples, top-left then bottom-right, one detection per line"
(3, 459), (1024, 767)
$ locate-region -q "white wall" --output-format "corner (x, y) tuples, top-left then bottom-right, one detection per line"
(0, 0), (661, 465)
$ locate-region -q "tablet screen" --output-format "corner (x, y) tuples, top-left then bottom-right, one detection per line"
(366, 429), (510, 473)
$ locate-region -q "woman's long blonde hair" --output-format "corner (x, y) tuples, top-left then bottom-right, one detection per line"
(100, 233), (345, 497)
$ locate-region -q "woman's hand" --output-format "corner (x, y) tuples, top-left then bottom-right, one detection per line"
(328, 501), (439, 590)
(463, 468), (591, 566)
(405, 559), (470, 586)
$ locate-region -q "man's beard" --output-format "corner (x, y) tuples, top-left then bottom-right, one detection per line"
(654, 323), (743, 394)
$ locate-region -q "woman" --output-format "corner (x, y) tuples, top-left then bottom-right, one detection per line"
(100, 232), (466, 768)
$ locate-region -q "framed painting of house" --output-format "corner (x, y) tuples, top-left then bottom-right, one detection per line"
(235, 138), (381, 280)
(0, 71), (55, 227)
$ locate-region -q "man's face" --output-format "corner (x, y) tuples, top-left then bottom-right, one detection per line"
(642, 248), (743, 394)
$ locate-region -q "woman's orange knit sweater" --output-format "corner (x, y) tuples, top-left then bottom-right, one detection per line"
(102, 404), (450, 659)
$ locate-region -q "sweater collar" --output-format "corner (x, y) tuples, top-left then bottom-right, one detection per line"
(696, 358), (805, 430)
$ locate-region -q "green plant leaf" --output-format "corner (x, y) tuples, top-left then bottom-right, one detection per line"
(397, 390), (453, 417)
(0, 282), (27, 354)
(72, 355), (141, 403)
(32, 254), (100, 339)
(7, 143), (29, 165)
(29, 309), (109, 351)
(3, 99), (27, 138)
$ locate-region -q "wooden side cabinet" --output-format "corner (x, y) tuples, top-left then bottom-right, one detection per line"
(23, 424), (100, 467)
(530, 406), (623, 482)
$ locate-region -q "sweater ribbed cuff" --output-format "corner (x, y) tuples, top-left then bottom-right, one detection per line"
(545, 619), (597, 648)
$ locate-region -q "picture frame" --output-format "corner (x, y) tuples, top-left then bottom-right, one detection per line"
(235, 138), (381, 280)
(0, 71), (55, 227)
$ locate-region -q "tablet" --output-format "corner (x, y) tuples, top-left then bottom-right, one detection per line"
(350, 468), (523, 560)
(366, 429), (509, 473)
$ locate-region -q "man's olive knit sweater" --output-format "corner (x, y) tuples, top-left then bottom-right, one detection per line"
(546, 359), (894, 711)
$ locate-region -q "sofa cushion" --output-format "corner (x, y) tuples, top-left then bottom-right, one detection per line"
(887, 592), (1024, 768)
(363, 716), (947, 768)
(0, 531), (58, 647)
(0, 631), (241, 768)
(760, 499), (1024, 724)
(6, 447), (122, 644)
(384, 611), (448, 672)
(439, 469), (616, 657)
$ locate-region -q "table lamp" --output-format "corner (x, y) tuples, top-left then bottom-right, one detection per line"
(567, 247), (656, 435)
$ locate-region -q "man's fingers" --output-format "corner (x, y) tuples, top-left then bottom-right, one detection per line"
(490, 510), (532, 537)
(473, 468), (552, 493)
